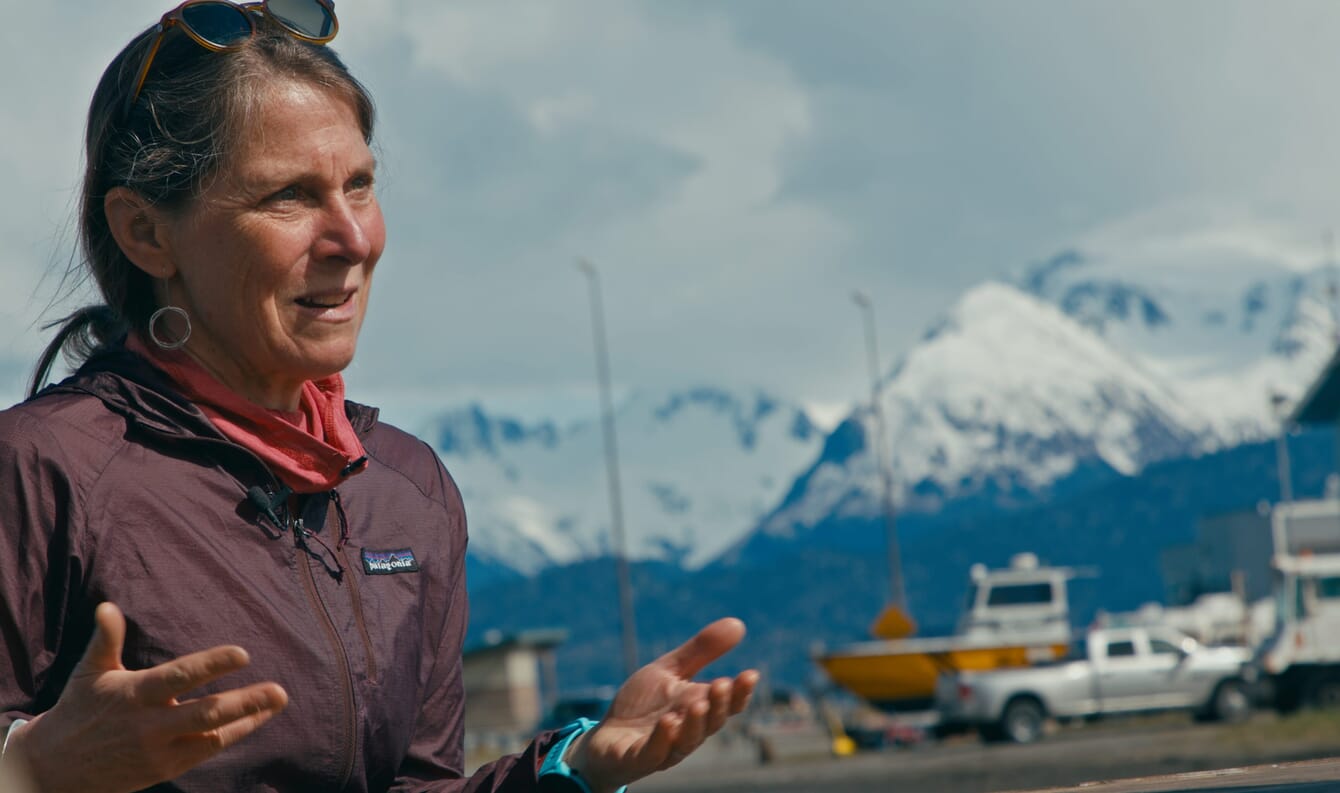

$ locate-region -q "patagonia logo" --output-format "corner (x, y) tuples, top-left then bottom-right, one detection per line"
(361, 547), (420, 575)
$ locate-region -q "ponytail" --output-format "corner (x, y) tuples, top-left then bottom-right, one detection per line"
(27, 306), (127, 398)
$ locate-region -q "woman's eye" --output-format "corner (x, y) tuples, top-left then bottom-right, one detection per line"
(268, 185), (303, 203)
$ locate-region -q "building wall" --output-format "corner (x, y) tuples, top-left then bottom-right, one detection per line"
(1160, 543), (1202, 606)
(462, 646), (544, 734)
(1201, 506), (1274, 602)
(1162, 504), (1273, 606)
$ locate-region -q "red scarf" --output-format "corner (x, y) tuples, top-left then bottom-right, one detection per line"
(127, 335), (368, 493)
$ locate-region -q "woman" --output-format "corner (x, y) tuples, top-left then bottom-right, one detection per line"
(0, 2), (757, 791)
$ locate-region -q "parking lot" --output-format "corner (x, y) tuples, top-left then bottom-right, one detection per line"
(637, 711), (1340, 793)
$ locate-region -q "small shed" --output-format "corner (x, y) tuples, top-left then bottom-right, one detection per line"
(461, 627), (567, 736)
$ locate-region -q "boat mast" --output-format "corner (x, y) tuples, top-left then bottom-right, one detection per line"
(853, 291), (908, 613)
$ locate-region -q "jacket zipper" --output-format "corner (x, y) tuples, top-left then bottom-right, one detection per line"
(332, 490), (379, 683)
(131, 424), (368, 785)
(342, 546), (379, 683)
(294, 514), (358, 790)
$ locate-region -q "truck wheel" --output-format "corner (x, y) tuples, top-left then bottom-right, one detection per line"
(1000, 697), (1046, 744)
(1273, 672), (1302, 714)
(1304, 674), (1340, 710)
(1208, 680), (1250, 723)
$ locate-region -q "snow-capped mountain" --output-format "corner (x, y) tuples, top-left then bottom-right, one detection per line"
(743, 216), (1340, 549)
(429, 387), (824, 574)
(749, 282), (1210, 543)
(1021, 216), (1339, 441)
(444, 214), (1340, 577)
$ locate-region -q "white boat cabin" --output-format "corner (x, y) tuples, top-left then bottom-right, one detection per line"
(955, 552), (1078, 645)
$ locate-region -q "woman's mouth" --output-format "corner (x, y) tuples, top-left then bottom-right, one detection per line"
(294, 290), (359, 322)
(296, 291), (354, 309)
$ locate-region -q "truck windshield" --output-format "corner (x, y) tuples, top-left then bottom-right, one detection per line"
(1318, 576), (1340, 600)
(1149, 637), (1183, 655)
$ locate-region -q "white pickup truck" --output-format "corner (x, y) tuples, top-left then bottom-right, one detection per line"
(934, 625), (1252, 743)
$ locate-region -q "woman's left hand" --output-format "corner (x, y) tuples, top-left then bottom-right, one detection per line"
(564, 617), (759, 793)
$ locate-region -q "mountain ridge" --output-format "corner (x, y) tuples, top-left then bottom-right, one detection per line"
(441, 216), (1337, 582)
(434, 385), (825, 573)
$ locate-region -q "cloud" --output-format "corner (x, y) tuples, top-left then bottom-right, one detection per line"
(0, 2), (164, 400)
(337, 0), (854, 406)
(8, 1), (1340, 419)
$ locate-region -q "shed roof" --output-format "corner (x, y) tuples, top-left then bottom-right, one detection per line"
(463, 627), (568, 658)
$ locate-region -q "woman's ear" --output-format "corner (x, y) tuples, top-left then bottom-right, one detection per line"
(104, 187), (176, 279)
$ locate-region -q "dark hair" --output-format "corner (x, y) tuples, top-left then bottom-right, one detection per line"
(28, 13), (375, 398)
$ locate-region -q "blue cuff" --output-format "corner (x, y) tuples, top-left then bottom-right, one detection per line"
(538, 718), (626, 793)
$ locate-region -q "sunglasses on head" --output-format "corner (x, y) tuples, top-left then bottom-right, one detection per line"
(126, 0), (339, 116)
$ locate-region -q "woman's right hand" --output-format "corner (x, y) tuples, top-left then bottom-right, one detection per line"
(6, 602), (288, 793)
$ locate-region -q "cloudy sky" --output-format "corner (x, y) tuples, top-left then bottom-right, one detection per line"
(4, 1), (1340, 426)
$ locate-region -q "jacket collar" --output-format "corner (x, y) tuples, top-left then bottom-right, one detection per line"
(39, 341), (380, 442)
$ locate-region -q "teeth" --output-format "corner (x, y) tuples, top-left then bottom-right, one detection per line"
(299, 294), (349, 308)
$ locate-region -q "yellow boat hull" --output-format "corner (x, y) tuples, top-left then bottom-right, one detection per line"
(817, 642), (1068, 711)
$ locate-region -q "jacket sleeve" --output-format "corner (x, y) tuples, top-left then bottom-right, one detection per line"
(390, 448), (561, 792)
(0, 411), (86, 735)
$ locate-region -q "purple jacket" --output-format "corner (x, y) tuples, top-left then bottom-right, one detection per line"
(0, 347), (557, 791)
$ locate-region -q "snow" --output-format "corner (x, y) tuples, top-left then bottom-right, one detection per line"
(430, 387), (824, 573)
(759, 281), (1209, 537)
(436, 209), (1340, 574)
(757, 214), (1338, 544)
(1024, 217), (1337, 434)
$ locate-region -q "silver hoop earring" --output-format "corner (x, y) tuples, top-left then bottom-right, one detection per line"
(148, 305), (192, 350)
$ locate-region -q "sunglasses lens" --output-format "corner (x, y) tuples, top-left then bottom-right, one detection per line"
(180, 2), (252, 47)
(266, 0), (337, 41)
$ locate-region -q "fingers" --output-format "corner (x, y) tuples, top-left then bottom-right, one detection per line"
(644, 711), (693, 773)
(662, 618), (746, 678)
(641, 712), (679, 769)
(730, 669), (759, 715)
(167, 682), (289, 736)
(704, 677), (733, 735)
(678, 698), (709, 752)
(203, 702), (283, 749)
(29, 606), (287, 793)
(153, 682), (289, 777)
(76, 602), (127, 674)
(169, 689), (287, 771)
(693, 672), (758, 745)
(653, 699), (708, 772)
(136, 645), (252, 704)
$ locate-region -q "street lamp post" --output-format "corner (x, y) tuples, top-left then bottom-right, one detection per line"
(852, 290), (908, 613)
(577, 259), (639, 678)
(1270, 391), (1294, 505)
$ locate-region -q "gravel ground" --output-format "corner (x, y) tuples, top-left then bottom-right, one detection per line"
(634, 712), (1340, 793)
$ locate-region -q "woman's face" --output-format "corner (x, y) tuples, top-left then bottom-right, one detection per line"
(161, 80), (385, 409)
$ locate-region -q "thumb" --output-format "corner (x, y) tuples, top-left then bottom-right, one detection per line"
(77, 602), (127, 673)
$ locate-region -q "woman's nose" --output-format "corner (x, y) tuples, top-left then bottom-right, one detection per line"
(317, 197), (376, 265)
